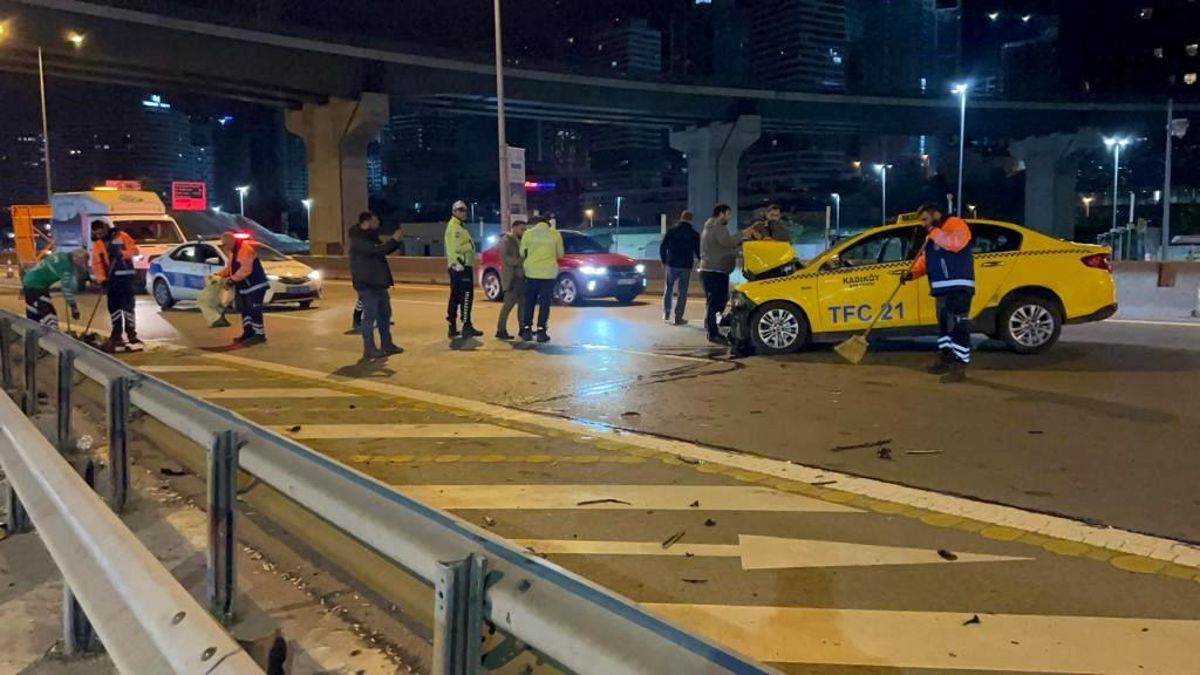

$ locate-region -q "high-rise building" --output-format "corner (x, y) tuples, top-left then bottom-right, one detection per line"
(588, 18), (664, 75)
(377, 112), (463, 215)
(846, 0), (936, 96)
(1059, 1), (1200, 100)
(932, 0), (962, 92)
(667, 0), (750, 84)
(749, 0), (848, 91)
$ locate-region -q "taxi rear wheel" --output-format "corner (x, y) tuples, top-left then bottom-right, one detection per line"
(999, 294), (1061, 354)
(749, 301), (809, 355)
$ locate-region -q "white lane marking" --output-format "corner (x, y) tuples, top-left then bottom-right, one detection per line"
(180, 348), (1200, 569)
(515, 535), (1030, 570)
(192, 388), (357, 399)
(645, 603), (1200, 672)
(395, 485), (858, 513)
(271, 423), (535, 439)
(138, 365), (234, 373)
(1108, 318), (1200, 328)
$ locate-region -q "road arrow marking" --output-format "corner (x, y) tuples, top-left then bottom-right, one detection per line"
(395, 485), (860, 513)
(513, 535), (1031, 570)
(645, 603), (1200, 672)
(270, 423), (536, 439)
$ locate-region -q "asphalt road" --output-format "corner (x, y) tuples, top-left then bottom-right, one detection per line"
(4, 280), (1199, 674)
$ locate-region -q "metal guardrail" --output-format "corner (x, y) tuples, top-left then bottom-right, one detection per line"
(0, 311), (773, 674)
(0, 338), (260, 672)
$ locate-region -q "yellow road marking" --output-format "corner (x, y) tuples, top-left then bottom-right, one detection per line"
(192, 387), (358, 399)
(393, 485), (860, 513)
(271, 423), (536, 439)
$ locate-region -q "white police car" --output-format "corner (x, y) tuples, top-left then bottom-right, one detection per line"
(148, 238), (322, 309)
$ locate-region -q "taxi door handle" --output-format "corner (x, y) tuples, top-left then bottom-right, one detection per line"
(887, 269), (906, 275)
(980, 261), (1006, 268)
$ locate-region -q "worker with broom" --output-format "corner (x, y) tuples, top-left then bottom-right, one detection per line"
(901, 201), (975, 383)
(20, 248), (88, 331)
(91, 220), (143, 352)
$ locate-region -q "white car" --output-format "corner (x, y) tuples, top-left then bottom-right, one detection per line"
(148, 240), (321, 309)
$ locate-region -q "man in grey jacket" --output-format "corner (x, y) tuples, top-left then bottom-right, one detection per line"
(697, 204), (750, 344)
(495, 220), (527, 340)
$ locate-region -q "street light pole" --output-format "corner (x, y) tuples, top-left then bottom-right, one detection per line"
(301, 198), (312, 234)
(37, 47), (52, 201)
(615, 196), (623, 253)
(1104, 137), (1129, 254)
(236, 185), (250, 216)
(1162, 98), (1173, 260)
(952, 83), (969, 214)
(873, 164), (891, 226)
(492, 0), (511, 231)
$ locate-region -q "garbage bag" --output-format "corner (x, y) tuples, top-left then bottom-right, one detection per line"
(198, 275), (234, 327)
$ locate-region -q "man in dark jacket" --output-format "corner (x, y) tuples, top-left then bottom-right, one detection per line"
(349, 211), (404, 362)
(495, 220), (527, 340)
(659, 210), (700, 325)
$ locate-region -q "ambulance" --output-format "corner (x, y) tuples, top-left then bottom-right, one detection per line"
(49, 189), (186, 291)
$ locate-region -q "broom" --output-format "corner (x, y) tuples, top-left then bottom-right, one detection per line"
(834, 270), (911, 365)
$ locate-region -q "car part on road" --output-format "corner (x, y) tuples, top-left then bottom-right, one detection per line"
(999, 294), (1063, 354)
(749, 301), (810, 355)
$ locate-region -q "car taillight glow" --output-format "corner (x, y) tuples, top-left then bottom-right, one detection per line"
(233, 232), (251, 240)
(1081, 253), (1112, 272)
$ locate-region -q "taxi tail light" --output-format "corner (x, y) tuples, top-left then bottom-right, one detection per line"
(1081, 253), (1112, 272)
(232, 232), (251, 240)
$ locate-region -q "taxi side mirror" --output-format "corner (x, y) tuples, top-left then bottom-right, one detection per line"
(820, 257), (842, 272)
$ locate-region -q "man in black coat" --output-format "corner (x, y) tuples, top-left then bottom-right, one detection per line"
(348, 211), (404, 361)
(659, 210), (700, 325)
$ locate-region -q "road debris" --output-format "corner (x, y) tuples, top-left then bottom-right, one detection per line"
(811, 480), (838, 486)
(676, 455), (700, 465)
(483, 516), (496, 527)
(906, 450), (944, 456)
(962, 614), (981, 626)
(689, 500), (700, 508)
(876, 447), (893, 460)
(661, 530), (686, 549)
(830, 439), (892, 452)
(704, 518), (717, 527)
(682, 578), (708, 584)
(1027, 429), (1044, 435)
(938, 549), (959, 561)
(287, 425), (302, 433)
(577, 498), (632, 506)
(621, 411), (642, 419)
(158, 467), (187, 477)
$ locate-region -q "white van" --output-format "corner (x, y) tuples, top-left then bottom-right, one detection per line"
(50, 190), (186, 291)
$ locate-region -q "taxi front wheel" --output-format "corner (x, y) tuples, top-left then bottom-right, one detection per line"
(749, 301), (809, 355)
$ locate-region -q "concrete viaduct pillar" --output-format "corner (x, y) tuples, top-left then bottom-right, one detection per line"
(286, 94), (389, 255)
(670, 115), (761, 223)
(1009, 129), (1097, 239)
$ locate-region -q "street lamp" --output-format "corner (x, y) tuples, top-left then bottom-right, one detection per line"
(584, 208), (594, 228)
(967, 204), (978, 218)
(873, 164), (892, 225)
(830, 193), (841, 235)
(301, 198), (313, 233)
(235, 185), (250, 216)
(2, 22), (87, 200)
(614, 196), (624, 252)
(1103, 136), (1131, 246)
(211, 206), (223, 215)
(951, 82), (969, 215)
(1081, 195), (1094, 218)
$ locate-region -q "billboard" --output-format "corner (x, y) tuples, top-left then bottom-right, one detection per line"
(171, 181), (207, 211)
(507, 146), (527, 226)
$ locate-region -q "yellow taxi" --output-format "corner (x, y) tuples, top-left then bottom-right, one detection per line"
(727, 217), (1117, 356)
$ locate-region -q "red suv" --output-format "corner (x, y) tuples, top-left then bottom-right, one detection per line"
(478, 230), (647, 305)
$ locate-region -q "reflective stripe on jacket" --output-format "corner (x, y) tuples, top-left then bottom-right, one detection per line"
(911, 216), (974, 296)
